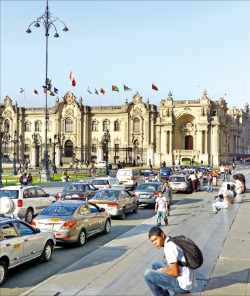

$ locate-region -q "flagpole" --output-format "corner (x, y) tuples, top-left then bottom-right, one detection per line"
(23, 90), (25, 107)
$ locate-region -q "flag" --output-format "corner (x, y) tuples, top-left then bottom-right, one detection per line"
(20, 88), (24, 93)
(95, 88), (99, 95)
(50, 90), (55, 96)
(123, 84), (132, 91)
(112, 85), (119, 92)
(100, 87), (105, 95)
(152, 83), (158, 91)
(34, 88), (38, 94)
(69, 71), (76, 86)
(44, 88), (47, 93)
(87, 86), (92, 94)
(54, 87), (58, 94)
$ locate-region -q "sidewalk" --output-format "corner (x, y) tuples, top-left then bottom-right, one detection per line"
(21, 189), (250, 296)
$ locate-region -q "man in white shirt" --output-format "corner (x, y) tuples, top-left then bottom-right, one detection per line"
(144, 227), (197, 295)
(211, 184), (234, 214)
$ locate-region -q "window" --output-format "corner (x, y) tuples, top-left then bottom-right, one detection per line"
(13, 222), (35, 236)
(103, 120), (110, 132)
(115, 144), (119, 152)
(25, 144), (30, 152)
(4, 119), (10, 133)
(92, 121), (98, 132)
(36, 187), (47, 197)
(24, 121), (31, 132)
(35, 121), (41, 132)
(47, 121), (52, 132)
(0, 223), (18, 239)
(65, 118), (73, 132)
(114, 120), (120, 131)
(79, 205), (91, 215)
(92, 144), (97, 153)
(133, 118), (140, 132)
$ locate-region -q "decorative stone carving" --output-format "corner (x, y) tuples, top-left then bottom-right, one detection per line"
(63, 91), (76, 105)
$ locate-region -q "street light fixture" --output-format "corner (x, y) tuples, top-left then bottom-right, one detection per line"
(49, 133), (61, 166)
(26, 0), (68, 181)
(102, 130), (110, 175)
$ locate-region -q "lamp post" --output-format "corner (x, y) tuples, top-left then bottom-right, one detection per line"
(49, 133), (61, 166)
(32, 133), (39, 167)
(102, 130), (110, 175)
(26, 0), (68, 181)
(12, 130), (22, 176)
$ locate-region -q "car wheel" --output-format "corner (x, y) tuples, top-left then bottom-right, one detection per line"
(119, 209), (126, 220)
(103, 219), (111, 234)
(0, 261), (7, 286)
(41, 241), (53, 262)
(133, 203), (138, 213)
(77, 229), (86, 247)
(25, 208), (33, 224)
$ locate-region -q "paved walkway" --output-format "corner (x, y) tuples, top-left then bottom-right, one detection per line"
(21, 184), (250, 296)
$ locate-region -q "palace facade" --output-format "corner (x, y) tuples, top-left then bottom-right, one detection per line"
(1, 89), (249, 167)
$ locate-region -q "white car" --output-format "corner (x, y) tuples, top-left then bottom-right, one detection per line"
(0, 215), (56, 285)
(94, 161), (107, 168)
(91, 177), (125, 189)
(0, 186), (56, 223)
(168, 174), (193, 193)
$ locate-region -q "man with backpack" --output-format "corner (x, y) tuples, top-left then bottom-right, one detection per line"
(144, 227), (198, 295)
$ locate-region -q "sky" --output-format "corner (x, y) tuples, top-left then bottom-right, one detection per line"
(1, 0), (250, 110)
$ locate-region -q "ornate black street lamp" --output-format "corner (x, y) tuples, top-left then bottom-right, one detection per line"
(49, 133), (61, 166)
(0, 112), (5, 187)
(26, 0), (68, 181)
(12, 130), (22, 175)
(102, 130), (110, 175)
(32, 133), (40, 167)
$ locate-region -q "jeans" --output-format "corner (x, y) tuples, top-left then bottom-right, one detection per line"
(207, 182), (213, 192)
(144, 262), (189, 296)
(199, 179), (203, 190)
(226, 174), (230, 182)
(157, 211), (168, 225)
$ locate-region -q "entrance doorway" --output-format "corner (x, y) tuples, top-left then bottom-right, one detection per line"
(185, 136), (193, 150)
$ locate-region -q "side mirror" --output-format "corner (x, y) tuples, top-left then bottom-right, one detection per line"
(100, 208), (105, 212)
(36, 228), (41, 233)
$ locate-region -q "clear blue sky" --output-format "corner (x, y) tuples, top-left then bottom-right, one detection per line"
(1, 0), (250, 109)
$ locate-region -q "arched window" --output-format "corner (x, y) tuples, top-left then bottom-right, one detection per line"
(4, 119), (10, 133)
(24, 121), (31, 132)
(133, 118), (140, 132)
(65, 118), (73, 132)
(103, 120), (110, 132)
(65, 140), (73, 157)
(114, 120), (120, 132)
(47, 121), (52, 132)
(185, 136), (193, 150)
(35, 121), (41, 132)
(92, 121), (98, 132)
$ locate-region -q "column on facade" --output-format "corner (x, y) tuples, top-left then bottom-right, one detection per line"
(155, 126), (161, 153)
(205, 130), (208, 153)
(166, 131), (169, 154)
(169, 130), (173, 153)
(30, 144), (37, 168)
(96, 143), (104, 163)
(55, 145), (61, 166)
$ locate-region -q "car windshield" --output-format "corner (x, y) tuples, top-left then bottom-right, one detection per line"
(92, 180), (109, 185)
(0, 190), (19, 199)
(160, 167), (171, 172)
(93, 190), (120, 200)
(136, 184), (158, 191)
(64, 184), (86, 192)
(169, 176), (185, 182)
(40, 205), (77, 216)
(117, 170), (131, 176)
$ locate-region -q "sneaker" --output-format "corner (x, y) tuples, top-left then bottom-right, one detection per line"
(157, 223), (161, 226)
(211, 210), (218, 214)
(167, 212), (170, 216)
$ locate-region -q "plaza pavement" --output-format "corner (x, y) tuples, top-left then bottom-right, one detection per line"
(21, 178), (250, 296)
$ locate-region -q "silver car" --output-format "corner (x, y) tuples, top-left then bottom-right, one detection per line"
(0, 216), (56, 285)
(32, 201), (111, 247)
(90, 188), (139, 220)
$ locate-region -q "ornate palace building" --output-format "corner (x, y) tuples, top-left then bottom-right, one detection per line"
(1, 89), (249, 167)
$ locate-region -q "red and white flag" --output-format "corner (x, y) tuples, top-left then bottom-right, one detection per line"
(20, 88), (24, 93)
(69, 71), (76, 87)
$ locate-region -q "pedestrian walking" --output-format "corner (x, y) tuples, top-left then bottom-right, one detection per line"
(206, 173), (213, 192)
(190, 172), (198, 192)
(163, 181), (172, 215)
(225, 165), (231, 182)
(197, 170), (204, 191)
(144, 227), (197, 295)
(155, 191), (168, 226)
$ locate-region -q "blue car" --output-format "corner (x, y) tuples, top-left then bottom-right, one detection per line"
(159, 167), (172, 181)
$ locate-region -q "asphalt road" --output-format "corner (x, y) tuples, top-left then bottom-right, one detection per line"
(1, 165), (249, 296)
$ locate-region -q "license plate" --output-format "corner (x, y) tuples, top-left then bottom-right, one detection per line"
(140, 194), (148, 198)
(51, 218), (59, 222)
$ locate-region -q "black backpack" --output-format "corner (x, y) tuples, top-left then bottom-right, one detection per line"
(167, 235), (203, 269)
